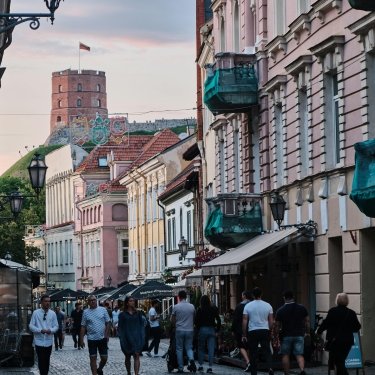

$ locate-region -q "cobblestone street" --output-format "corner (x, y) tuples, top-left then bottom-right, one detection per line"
(1, 335), (375, 375)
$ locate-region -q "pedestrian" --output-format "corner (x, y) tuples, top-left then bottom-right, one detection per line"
(231, 291), (252, 366)
(118, 296), (145, 375)
(242, 287), (274, 375)
(195, 294), (221, 373)
(317, 292), (361, 375)
(146, 300), (162, 357)
(79, 295), (111, 375)
(275, 290), (309, 375)
(70, 302), (83, 349)
(29, 294), (59, 375)
(171, 290), (197, 374)
(111, 305), (120, 337)
(54, 306), (65, 350)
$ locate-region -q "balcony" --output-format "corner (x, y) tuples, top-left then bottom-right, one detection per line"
(204, 53), (258, 115)
(204, 193), (263, 250)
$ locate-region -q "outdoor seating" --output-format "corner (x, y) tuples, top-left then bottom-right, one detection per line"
(0, 330), (23, 367)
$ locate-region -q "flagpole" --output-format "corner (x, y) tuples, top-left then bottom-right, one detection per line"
(78, 42), (81, 73)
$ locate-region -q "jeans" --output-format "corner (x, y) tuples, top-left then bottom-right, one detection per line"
(148, 326), (162, 355)
(71, 328), (79, 346)
(247, 329), (272, 375)
(198, 326), (216, 367)
(35, 345), (52, 375)
(175, 330), (194, 370)
(54, 329), (63, 349)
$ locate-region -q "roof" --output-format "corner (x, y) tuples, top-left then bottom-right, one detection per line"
(75, 135), (153, 174)
(158, 160), (201, 201)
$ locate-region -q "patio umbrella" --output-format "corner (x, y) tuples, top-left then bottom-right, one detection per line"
(105, 283), (137, 300)
(49, 288), (88, 302)
(127, 280), (173, 300)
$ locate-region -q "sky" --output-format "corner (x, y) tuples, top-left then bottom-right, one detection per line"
(0, 0), (197, 174)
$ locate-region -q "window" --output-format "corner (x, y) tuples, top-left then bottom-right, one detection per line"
(85, 241), (89, 267)
(91, 241), (95, 267)
(324, 72), (340, 168)
(98, 206), (102, 221)
(153, 246), (157, 272)
(96, 84), (101, 92)
(233, 124), (241, 192)
(57, 116), (62, 122)
(122, 239), (129, 263)
(77, 243), (81, 267)
(96, 99), (101, 107)
(98, 157), (107, 167)
(94, 206), (97, 222)
(160, 245), (165, 271)
(77, 83), (82, 92)
(65, 240), (69, 265)
(147, 247), (151, 273)
(48, 243), (51, 267)
(187, 211), (192, 247)
(55, 242), (58, 266)
(275, 0), (286, 36)
(167, 218), (172, 251)
(233, 0), (240, 53)
(275, 103), (284, 187)
(152, 188), (157, 221)
(70, 239), (73, 264)
(172, 217), (176, 250)
(58, 100), (62, 108)
(298, 0), (309, 14)
(220, 18), (226, 52)
(58, 85), (62, 93)
(96, 240), (100, 265)
(299, 88), (309, 178)
(219, 130), (226, 193)
(77, 98), (82, 107)
(59, 241), (63, 266)
(90, 208), (93, 224)
(146, 189), (151, 223)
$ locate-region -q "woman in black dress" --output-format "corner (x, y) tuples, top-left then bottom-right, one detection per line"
(118, 296), (146, 375)
(317, 293), (361, 375)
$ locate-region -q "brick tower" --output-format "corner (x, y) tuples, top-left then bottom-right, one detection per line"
(50, 69), (108, 133)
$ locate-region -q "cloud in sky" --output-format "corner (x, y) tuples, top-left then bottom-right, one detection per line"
(0, 1), (197, 175)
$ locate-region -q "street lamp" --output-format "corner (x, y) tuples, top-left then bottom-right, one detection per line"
(0, 1), (64, 36)
(269, 192), (318, 237)
(178, 236), (189, 260)
(106, 275), (112, 287)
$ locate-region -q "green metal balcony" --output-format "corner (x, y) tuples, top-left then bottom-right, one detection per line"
(204, 193), (263, 250)
(204, 53), (258, 115)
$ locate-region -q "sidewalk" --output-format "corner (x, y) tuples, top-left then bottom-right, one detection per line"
(0, 336), (374, 374)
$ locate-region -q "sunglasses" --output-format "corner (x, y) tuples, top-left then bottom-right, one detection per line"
(43, 312), (47, 321)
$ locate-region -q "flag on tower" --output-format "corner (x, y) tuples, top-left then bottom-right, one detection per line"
(79, 42), (90, 51)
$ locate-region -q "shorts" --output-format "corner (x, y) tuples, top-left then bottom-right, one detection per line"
(235, 333), (247, 349)
(88, 338), (108, 357)
(280, 336), (304, 356)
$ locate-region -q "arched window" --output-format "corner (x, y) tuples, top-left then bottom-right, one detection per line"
(57, 116), (62, 122)
(77, 98), (82, 107)
(86, 210), (89, 225)
(96, 99), (101, 107)
(90, 208), (93, 224)
(112, 204), (127, 221)
(58, 100), (62, 108)
(82, 209), (86, 226)
(94, 206), (97, 222)
(58, 85), (62, 93)
(96, 84), (101, 92)
(98, 205), (102, 221)
(77, 83), (82, 92)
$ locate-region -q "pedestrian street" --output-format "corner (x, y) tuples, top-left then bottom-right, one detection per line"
(1, 335), (373, 375)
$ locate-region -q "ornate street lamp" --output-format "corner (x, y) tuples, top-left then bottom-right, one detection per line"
(28, 153), (48, 198)
(178, 236), (189, 260)
(269, 192), (318, 237)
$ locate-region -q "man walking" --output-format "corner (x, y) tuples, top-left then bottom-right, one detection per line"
(80, 296), (111, 375)
(232, 291), (252, 367)
(275, 290), (309, 375)
(146, 300), (162, 357)
(242, 287), (274, 375)
(171, 290), (197, 373)
(29, 294), (59, 375)
(111, 305), (120, 337)
(71, 302), (83, 349)
(54, 306), (65, 350)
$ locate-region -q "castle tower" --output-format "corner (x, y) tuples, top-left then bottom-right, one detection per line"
(50, 69), (108, 133)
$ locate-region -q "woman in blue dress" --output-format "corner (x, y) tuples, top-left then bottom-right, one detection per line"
(118, 296), (146, 375)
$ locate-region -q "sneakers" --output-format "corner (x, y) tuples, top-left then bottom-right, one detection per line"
(244, 362), (251, 372)
(145, 351), (152, 357)
(187, 360), (197, 372)
(74, 342), (77, 348)
(197, 367), (204, 372)
(97, 368), (103, 375)
(177, 370), (184, 374)
(207, 369), (213, 373)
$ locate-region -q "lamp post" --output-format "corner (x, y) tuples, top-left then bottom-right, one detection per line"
(269, 192), (318, 237)
(178, 236), (189, 260)
(106, 275), (112, 288)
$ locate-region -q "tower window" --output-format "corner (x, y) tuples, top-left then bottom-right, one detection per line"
(96, 84), (101, 92)
(96, 99), (101, 107)
(57, 116), (62, 122)
(58, 100), (62, 108)
(58, 85), (62, 93)
(77, 99), (82, 107)
(77, 83), (82, 92)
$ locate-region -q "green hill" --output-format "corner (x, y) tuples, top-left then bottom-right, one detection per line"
(1, 145), (63, 179)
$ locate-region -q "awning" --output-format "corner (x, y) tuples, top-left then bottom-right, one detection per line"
(202, 227), (298, 276)
(185, 268), (203, 287)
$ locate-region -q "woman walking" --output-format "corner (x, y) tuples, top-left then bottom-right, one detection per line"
(317, 293), (361, 375)
(118, 296), (146, 375)
(195, 295), (221, 373)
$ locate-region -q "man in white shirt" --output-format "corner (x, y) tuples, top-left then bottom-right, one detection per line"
(29, 294), (59, 375)
(80, 296), (111, 375)
(242, 287), (274, 375)
(111, 305), (120, 337)
(146, 300), (161, 357)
